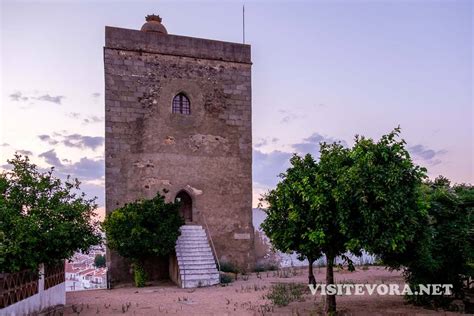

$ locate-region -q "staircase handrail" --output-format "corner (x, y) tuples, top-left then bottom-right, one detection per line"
(178, 227), (185, 288)
(201, 214), (220, 273)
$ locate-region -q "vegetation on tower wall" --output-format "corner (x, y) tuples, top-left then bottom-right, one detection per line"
(102, 193), (184, 287)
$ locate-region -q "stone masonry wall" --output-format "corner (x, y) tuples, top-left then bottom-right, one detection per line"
(104, 26), (255, 285)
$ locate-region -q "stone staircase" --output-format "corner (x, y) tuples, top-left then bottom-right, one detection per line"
(175, 225), (220, 288)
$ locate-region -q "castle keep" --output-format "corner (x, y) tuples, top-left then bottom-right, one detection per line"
(104, 15), (254, 286)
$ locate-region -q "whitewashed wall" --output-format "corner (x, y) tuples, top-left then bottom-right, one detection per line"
(0, 265), (65, 316)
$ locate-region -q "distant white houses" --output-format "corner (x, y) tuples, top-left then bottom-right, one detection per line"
(65, 247), (107, 292)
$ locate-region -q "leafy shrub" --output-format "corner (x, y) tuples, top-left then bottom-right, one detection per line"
(220, 261), (238, 273)
(102, 193), (184, 287)
(407, 181), (473, 307)
(132, 262), (147, 287)
(220, 273), (233, 284)
(382, 177), (474, 308)
(266, 283), (306, 306)
(0, 155), (102, 273)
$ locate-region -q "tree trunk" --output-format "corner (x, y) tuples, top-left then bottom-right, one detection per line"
(325, 255), (336, 314)
(308, 258), (316, 286)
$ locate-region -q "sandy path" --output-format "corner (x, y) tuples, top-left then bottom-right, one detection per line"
(65, 267), (457, 315)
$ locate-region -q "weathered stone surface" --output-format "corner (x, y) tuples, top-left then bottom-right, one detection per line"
(233, 233), (251, 240)
(105, 24), (255, 286)
(105, 26), (251, 64)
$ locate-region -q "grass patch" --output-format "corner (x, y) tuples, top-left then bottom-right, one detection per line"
(253, 262), (279, 272)
(220, 273), (233, 284)
(266, 283), (307, 307)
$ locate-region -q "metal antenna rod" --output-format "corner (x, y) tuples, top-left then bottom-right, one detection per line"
(243, 4), (245, 44)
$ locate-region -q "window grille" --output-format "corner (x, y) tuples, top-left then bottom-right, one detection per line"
(172, 93), (190, 115)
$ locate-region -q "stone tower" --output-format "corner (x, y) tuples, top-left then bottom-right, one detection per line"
(104, 15), (254, 285)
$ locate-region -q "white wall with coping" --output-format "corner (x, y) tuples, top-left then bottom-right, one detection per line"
(0, 265), (65, 316)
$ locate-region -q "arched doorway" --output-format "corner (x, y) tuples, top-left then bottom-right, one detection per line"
(175, 191), (192, 222)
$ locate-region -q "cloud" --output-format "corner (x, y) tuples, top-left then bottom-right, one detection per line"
(39, 149), (64, 167)
(9, 91), (29, 102)
(37, 149), (105, 206)
(408, 144), (447, 166)
(39, 149), (104, 180)
(279, 109), (300, 124)
(9, 91), (65, 105)
(409, 145), (437, 160)
(38, 134), (59, 145)
(66, 112), (103, 125)
(0, 164), (12, 171)
(0, 143), (9, 147)
(16, 150), (33, 156)
(63, 157), (104, 180)
(292, 133), (347, 156)
(62, 134), (104, 150)
(92, 92), (101, 98)
(253, 132), (348, 188)
(38, 132), (104, 150)
(254, 137), (279, 148)
(82, 116), (103, 125)
(67, 112), (81, 119)
(35, 94), (64, 104)
(254, 139), (268, 148)
(253, 149), (292, 188)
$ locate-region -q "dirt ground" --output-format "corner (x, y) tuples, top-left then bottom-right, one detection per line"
(65, 266), (460, 315)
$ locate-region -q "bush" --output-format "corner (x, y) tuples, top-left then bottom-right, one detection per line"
(408, 181), (473, 306)
(220, 273), (233, 284)
(132, 262), (147, 287)
(102, 193), (184, 287)
(0, 155), (102, 273)
(382, 177), (474, 308)
(220, 261), (238, 273)
(266, 283), (306, 306)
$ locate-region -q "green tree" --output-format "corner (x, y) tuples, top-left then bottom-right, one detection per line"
(94, 253), (106, 268)
(262, 128), (427, 314)
(383, 177), (474, 307)
(102, 193), (184, 287)
(260, 154), (323, 286)
(0, 154), (102, 272)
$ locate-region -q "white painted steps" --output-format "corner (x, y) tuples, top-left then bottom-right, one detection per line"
(175, 225), (220, 288)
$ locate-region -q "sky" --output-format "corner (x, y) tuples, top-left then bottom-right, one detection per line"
(1, 0), (472, 212)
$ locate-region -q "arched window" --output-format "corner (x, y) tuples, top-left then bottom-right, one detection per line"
(172, 93), (191, 115)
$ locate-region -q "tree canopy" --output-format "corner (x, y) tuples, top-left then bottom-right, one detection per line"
(94, 253), (106, 268)
(382, 177), (474, 307)
(102, 193), (184, 286)
(0, 154), (102, 273)
(261, 128), (427, 313)
(261, 153), (328, 286)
